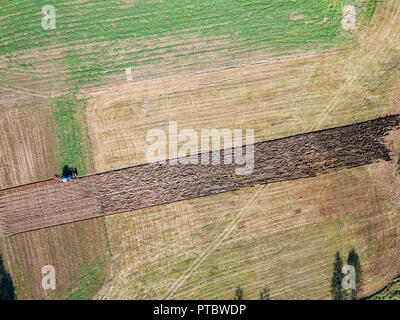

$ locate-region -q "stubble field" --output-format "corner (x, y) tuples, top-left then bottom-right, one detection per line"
(0, 0), (375, 94)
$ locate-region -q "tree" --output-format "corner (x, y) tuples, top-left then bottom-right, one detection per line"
(234, 286), (244, 300)
(0, 255), (15, 300)
(331, 252), (344, 300)
(259, 287), (270, 300)
(347, 248), (362, 300)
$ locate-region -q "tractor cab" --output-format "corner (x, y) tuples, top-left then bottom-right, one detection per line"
(61, 173), (77, 182)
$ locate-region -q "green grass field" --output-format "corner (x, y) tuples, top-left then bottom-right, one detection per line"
(51, 96), (93, 176)
(64, 259), (106, 300)
(0, 0), (377, 89)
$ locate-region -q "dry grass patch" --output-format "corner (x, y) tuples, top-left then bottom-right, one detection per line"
(0, 101), (58, 189)
(99, 159), (400, 299)
(0, 217), (111, 300)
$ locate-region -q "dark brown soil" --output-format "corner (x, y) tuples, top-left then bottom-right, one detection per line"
(1, 115), (399, 236)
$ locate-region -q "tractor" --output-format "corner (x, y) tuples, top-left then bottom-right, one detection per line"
(54, 166), (78, 182)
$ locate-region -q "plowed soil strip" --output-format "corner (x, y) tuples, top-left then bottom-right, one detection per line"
(1, 115), (399, 236)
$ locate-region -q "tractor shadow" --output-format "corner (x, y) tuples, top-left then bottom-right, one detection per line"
(62, 165), (78, 178)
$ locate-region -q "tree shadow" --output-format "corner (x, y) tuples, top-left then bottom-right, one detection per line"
(62, 165), (78, 178)
(0, 254), (15, 300)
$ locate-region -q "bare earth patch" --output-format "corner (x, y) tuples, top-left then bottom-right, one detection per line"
(1, 116), (398, 236)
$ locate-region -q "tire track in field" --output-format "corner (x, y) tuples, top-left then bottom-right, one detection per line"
(312, 1), (400, 132)
(162, 184), (270, 300)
